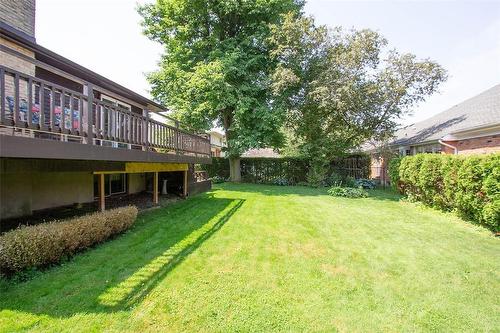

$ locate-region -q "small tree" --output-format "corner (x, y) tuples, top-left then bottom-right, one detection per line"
(139, 0), (303, 181)
(269, 14), (447, 184)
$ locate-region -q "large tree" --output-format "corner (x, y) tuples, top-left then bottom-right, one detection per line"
(139, 0), (303, 181)
(268, 13), (447, 184)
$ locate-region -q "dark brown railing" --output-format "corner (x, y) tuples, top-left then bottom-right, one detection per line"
(0, 65), (210, 157)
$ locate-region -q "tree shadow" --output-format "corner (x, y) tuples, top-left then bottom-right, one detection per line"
(213, 183), (402, 202)
(214, 183), (329, 197)
(0, 194), (244, 319)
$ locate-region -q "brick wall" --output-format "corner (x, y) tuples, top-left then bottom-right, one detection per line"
(0, 0), (36, 38)
(441, 135), (500, 155)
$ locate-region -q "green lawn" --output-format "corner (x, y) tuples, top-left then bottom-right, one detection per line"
(1, 183), (499, 332)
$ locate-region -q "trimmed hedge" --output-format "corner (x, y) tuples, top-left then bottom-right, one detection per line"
(200, 155), (370, 185)
(389, 154), (499, 231)
(0, 206), (138, 275)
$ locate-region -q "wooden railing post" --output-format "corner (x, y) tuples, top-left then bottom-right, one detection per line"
(0, 68), (5, 125)
(144, 109), (149, 151)
(85, 83), (94, 144)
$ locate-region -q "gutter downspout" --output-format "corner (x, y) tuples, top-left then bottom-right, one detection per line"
(439, 139), (458, 155)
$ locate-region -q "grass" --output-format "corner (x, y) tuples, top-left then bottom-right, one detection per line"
(0, 183), (498, 332)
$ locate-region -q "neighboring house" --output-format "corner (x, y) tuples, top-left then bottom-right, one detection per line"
(0, 0), (211, 219)
(241, 148), (281, 158)
(366, 84), (500, 183)
(208, 130), (226, 157)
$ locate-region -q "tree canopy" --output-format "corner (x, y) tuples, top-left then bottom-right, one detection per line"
(268, 13), (447, 183)
(139, 0), (304, 180)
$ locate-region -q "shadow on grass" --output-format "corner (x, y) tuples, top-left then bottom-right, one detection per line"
(214, 182), (329, 197)
(0, 194), (244, 319)
(214, 182), (402, 202)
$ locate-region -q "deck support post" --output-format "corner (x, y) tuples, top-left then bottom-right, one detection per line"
(153, 172), (159, 205)
(98, 173), (105, 212)
(183, 170), (188, 198)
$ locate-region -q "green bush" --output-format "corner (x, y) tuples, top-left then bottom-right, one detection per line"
(199, 155), (370, 185)
(354, 178), (377, 189)
(388, 157), (402, 189)
(391, 154), (499, 232)
(0, 206), (138, 275)
(328, 186), (368, 198)
(273, 177), (290, 186)
(211, 175), (226, 184)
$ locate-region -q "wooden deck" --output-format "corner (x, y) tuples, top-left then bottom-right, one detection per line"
(0, 64), (211, 163)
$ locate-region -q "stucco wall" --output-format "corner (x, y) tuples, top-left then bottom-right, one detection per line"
(0, 172), (32, 218)
(0, 170), (93, 219)
(128, 173), (146, 194)
(31, 172), (93, 211)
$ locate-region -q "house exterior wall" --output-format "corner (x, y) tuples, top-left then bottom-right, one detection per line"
(1, 37), (36, 107)
(31, 172), (93, 211)
(0, 172), (32, 218)
(0, 0), (36, 38)
(128, 173), (146, 194)
(1, 168), (93, 219)
(442, 135), (500, 155)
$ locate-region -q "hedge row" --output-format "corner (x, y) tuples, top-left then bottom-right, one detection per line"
(388, 154), (499, 231)
(201, 155), (370, 185)
(0, 206), (138, 275)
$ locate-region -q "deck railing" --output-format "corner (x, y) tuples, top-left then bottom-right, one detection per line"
(0, 65), (210, 157)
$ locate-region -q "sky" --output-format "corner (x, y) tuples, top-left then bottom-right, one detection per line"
(36, 0), (500, 126)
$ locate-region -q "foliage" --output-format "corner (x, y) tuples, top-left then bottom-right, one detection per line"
(0, 184), (498, 332)
(268, 13), (447, 182)
(139, 0), (304, 181)
(0, 206), (138, 275)
(354, 178), (377, 189)
(324, 172), (356, 188)
(204, 158), (230, 179)
(272, 177), (290, 186)
(330, 154), (371, 179)
(327, 186), (368, 198)
(200, 155), (370, 186)
(393, 154), (499, 231)
(388, 157), (402, 189)
(211, 175), (227, 184)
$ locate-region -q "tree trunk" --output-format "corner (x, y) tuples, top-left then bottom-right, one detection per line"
(229, 156), (241, 182)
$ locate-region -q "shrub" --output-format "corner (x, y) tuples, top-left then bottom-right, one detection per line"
(199, 155), (371, 186)
(354, 178), (377, 189)
(306, 163), (328, 187)
(0, 206), (138, 275)
(273, 177), (290, 186)
(391, 154), (499, 232)
(211, 175), (226, 184)
(328, 186), (368, 198)
(388, 157), (402, 189)
(324, 171), (343, 187)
